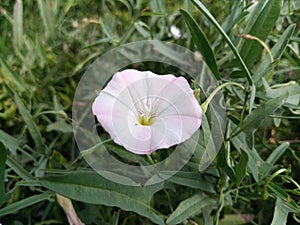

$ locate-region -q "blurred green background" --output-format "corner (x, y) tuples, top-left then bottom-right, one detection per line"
(0, 0), (299, 224)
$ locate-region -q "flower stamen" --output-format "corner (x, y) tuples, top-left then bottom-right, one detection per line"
(137, 98), (155, 126)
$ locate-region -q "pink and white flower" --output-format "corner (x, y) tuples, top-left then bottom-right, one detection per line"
(92, 69), (202, 155)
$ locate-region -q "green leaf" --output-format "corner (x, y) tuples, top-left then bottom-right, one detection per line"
(105, 142), (148, 165)
(180, 9), (220, 80)
(249, 84), (256, 113)
(270, 198), (298, 225)
(6, 156), (35, 181)
(239, 0), (283, 68)
(219, 214), (252, 225)
(166, 194), (216, 224)
(0, 129), (24, 155)
(192, 115), (212, 168)
(150, 41), (192, 67)
(215, 147), (235, 182)
(46, 120), (73, 133)
(0, 56), (26, 92)
(39, 171), (164, 225)
(0, 192), (51, 217)
(150, 0), (166, 14)
(230, 123), (250, 150)
(203, 207), (214, 225)
(191, 0), (252, 84)
(13, 0), (23, 49)
(232, 93), (288, 137)
(14, 93), (45, 154)
(99, 17), (115, 40)
(266, 142), (290, 165)
(193, 108), (225, 172)
(0, 143), (9, 207)
(223, 1), (249, 33)
(134, 21), (152, 38)
(141, 11), (165, 17)
(268, 183), (299, 210)
(246, 150), (259, 182)
(263, 79), (300, 106)
(37, 0), (55, 39)
(271, 24), (296, 57)
(255, 93), (300, 111)
(249, 147), (273, 180)
(48, 150), (67, 170)
(235, 150), (248, 186)
(73, 51), (103, 74)
(253, 24), (296, 83)
(167, 171), (216, 193)
(231, 130), (272, 181)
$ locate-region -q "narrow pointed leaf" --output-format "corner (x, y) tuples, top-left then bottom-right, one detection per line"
(253, 24), (296, 83)
(239, 0), (283, 68)
(0, 193), (50, 217)
(268, 183), (299, 210)
(269, 24), (296, 60)
(232, 93), (287, 137)
(0, 129), (24, 155)
(180, 9), (220, 80)
(13, 0), (23, 49)
(191, 0), (252, 84)
(166, 194), (216, 224)
(266, 142), (290, 165)
(14, 93), (45, 154)
(6, 157), (35, 181)
(0, 143), (8, 207)
(39, 171), (164, 225)
(270, 198), (299, 225)
(37, 0), (55, 39)
(235, 150), (248, 186)
(167, 171), (216, 193)
(0, 56), (26, 92)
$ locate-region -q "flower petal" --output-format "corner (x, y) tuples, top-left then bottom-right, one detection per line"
(92, 69), (202, 155)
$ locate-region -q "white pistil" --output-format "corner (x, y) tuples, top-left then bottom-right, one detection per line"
(137, 98), (155, 126)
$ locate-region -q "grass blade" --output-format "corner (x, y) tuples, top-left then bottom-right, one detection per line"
(13, 0), (23, 49)
(0, 143), (8, 207)
(37, 0), (55, 39)
(0, 192), (51, 217)
(6, 157), (35, 181)
(14, 93), (45, 154)
(0, 56), (26, 92)
(191, 0), (253, 85)
(180, 9), (221, 80)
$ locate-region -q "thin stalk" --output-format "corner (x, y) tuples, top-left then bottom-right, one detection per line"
(201, 82), (245, 114)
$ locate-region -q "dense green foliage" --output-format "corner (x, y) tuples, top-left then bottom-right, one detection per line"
(0, 0), (299, 224)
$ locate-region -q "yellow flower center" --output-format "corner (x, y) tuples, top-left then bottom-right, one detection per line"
(138, 115), (154, 126)
(137, 97), (156, 126)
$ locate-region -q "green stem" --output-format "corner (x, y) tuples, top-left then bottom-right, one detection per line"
(146, 154), (156, 165)
(201, 82), (245, 114)
(263, 168), (288, 200)
(240, 34), (274, 63)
